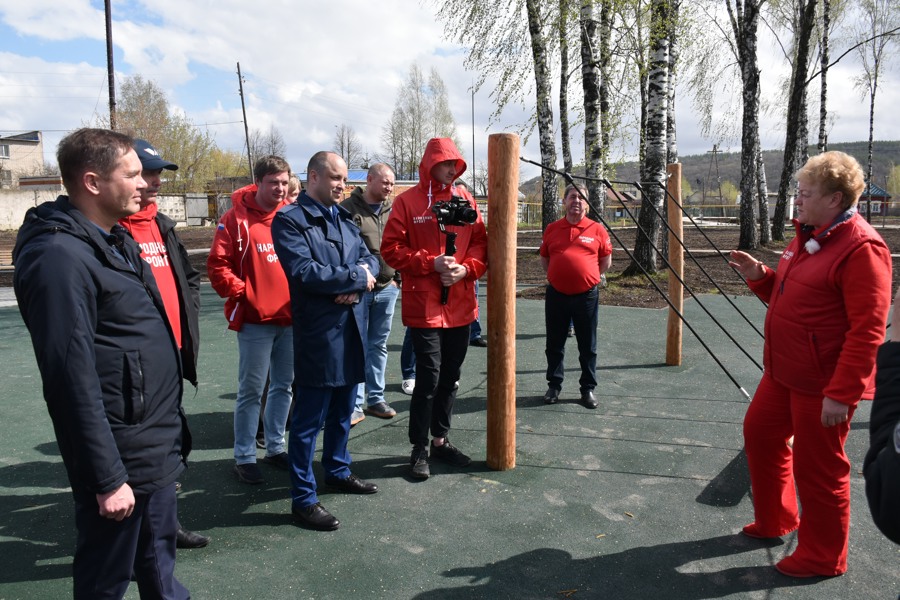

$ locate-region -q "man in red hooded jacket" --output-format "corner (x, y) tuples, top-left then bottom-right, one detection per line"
(208, 156), (293, 485)
(381, 138), (488, 480)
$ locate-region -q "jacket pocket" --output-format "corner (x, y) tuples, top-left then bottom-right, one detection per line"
(122, 350), (146, 424)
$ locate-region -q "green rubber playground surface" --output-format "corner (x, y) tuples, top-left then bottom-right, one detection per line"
(1, 284), (897, 599)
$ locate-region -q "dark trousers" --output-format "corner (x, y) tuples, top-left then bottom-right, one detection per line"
(72, 482), (188, 600)
(545, 284), (599, 392)
(289, 383), (355, 509)
(408, 325), (470, 447)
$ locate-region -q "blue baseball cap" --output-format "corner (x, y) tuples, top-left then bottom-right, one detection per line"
(133, 139), (178, 171)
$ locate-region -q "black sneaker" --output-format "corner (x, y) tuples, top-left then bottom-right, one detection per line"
(430, 440), (471, 467)
(410, 446), (430, 479)
(233, 462), (264, 484)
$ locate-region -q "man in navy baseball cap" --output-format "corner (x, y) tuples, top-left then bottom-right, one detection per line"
(119, 140), (209, 549)
(133, 138), (179, 172)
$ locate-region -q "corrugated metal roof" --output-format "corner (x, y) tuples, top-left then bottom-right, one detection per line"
(863, 182), (891, 199)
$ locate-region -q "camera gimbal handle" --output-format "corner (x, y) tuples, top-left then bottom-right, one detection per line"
(439, 226), (457, 305)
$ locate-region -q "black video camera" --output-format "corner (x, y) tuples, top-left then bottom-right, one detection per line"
(432, 195), (478, 226)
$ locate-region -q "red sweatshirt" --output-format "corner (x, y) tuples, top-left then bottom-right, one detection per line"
(207, 185), (292, 331)
(120, 202), (182, 346)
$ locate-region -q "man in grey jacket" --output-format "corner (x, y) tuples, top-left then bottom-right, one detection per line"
(343, 163), (400, 424)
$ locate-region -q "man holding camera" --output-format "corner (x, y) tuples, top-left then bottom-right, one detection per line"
(382, 138), (488, 480)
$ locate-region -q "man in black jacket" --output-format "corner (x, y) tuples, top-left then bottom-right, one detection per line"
(866, 294), (900, 546)
(14, 128), (191, 599)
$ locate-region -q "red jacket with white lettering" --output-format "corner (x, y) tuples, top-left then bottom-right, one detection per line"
(207, 185), (291, 331)
(381, 138), (488, 328)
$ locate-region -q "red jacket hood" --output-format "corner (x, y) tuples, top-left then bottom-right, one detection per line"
(417, 138), (467, 200)
(120, 201), (158, 226)
(231, 184), (288, 222)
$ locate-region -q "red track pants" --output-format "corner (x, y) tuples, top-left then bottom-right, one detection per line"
(743, 372), (854, 576)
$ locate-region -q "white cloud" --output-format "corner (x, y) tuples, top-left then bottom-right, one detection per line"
(1, 0), (897, 183)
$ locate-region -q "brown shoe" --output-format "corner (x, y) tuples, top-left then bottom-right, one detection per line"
(363, 402), (396, 419)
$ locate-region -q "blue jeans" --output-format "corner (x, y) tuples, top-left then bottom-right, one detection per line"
(470, 279), (483, 341)
(235, 323), (294, 463)
(401, 326), (416, 380)
(355, 283), (400, 410)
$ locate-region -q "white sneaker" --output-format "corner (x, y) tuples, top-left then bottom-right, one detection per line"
(401, 379), (415, 395)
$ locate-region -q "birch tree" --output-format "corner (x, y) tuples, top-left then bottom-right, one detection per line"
(726, 0), (764, 250)
(625, 0), (670, 274)
(817, 0), (832, 151)
(853, 0), (900, 221)
(560, 0), (574, 173)
(771, 0), (817, 241)
(581, 0), (605, 212)
(526, 0), (561, 228)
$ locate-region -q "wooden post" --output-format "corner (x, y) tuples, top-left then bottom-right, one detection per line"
(486, 133), (518, 471)
(666, 163), (683, 366)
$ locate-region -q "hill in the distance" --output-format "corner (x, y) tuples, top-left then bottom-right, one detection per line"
(521, 140), (900, 197)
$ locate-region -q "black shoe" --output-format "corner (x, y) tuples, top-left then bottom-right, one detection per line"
(292, 502), (340, 531)
(261, 452), (290, 471)
(176, 527), (210, 549)
(410, 446), (430, 479)
(543, 387), (560, 404)
(324, 473), (378, 494)
(580, 390), (598, 409)
(430, 439), (471, 467)
(469, 337), (488, 347)
(233, 463), (264, 484)
(255, 433), (265, 450)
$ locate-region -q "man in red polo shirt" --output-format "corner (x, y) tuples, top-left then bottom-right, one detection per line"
(539, 183), (612, 408)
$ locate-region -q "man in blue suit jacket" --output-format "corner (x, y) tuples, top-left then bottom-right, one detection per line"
(273, 151), (380, 531)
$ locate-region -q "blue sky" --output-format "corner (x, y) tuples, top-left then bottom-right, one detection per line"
(1, 1), (898, 183)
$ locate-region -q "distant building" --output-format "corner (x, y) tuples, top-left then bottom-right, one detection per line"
(859, 182), (892, 217)
(0, 131), (45, 189)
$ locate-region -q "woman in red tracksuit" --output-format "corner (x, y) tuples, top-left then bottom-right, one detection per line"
(729, 151), (892, 578)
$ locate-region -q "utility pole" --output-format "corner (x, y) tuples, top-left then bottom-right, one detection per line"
(237, 62), (253, 180)
(104, 0), (117, 130)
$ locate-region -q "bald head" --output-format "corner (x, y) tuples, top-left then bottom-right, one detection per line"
(364, 163), (395, 205)
(306, 151), (348, 207)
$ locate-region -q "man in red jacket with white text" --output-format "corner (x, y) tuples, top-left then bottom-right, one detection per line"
(208, 156), (294, 485)
(381, 138), (487, 480)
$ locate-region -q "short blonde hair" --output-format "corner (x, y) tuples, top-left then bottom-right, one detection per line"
(288, 174), (301, 196)
(795, 151), (865, 210)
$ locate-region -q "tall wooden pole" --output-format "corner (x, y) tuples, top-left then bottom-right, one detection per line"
(665, 163), (683, 366)
(104, 0), (117, 130)
(486, 133), (518, 471)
